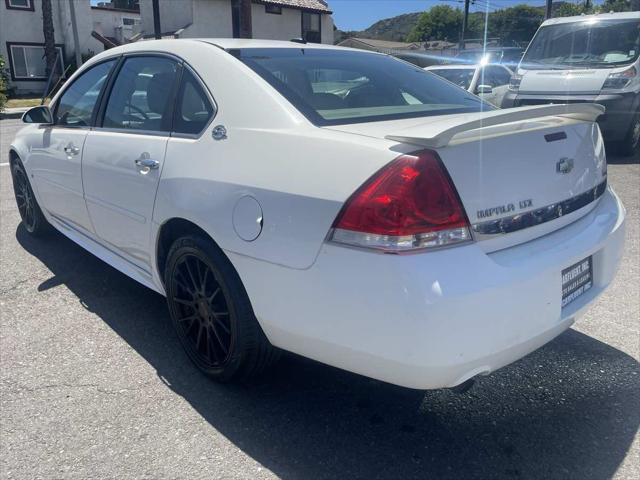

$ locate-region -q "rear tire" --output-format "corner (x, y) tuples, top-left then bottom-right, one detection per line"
(10, 159), (51, 236)
(164, 234), (279, 382)
(617, 111), (640, 157)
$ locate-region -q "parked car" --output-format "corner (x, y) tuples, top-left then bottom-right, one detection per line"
(392, 51), (446, 68)
(425, 63), (512, 107)
(502, 12), (640, 155)
(10, 39), (625, 390)
(455, 47), (524, 69)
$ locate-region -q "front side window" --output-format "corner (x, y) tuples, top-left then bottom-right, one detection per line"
(6, 0), (34, 11)
(232, 49), (488, 126)
(8, 44), (63, 80)
(302, 13), (321, 43)
(103, 56), (179, 132)
(55, 60), (116, 127)
(523, 19), (640, 69)
(173, 69), (214, 135)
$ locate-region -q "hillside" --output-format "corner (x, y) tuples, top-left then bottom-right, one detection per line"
(333, 1), (634, 45)
(334, 11), (422, 44)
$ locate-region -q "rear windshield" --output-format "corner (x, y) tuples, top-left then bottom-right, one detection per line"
(431, 68), (475, 90)
(523, 18), (640, 69)
(231, 48), (488, 126)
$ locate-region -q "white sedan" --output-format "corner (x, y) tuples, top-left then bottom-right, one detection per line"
(10, 39), (625, 390)
(425, 63), (513, 107)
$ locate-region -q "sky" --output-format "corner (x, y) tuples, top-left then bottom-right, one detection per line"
(329, 0), (604, 31)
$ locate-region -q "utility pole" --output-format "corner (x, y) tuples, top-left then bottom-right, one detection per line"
(460, 0), (470, 50)
(68, 0), (82, 68)
(239, 0), (252, 38)
(545, 0), (553, 19)
(152, 0), (161, 40)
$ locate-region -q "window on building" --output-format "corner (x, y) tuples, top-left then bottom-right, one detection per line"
(5, 0), (34, 11)
(265, 4), (282, 15)
(103, 56), (179, 132)
(302, 12), (321, 43)
(122, 17), (139, 26)
(8, 44), (64, 80)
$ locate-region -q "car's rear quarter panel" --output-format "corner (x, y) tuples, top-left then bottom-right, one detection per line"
(152, 43), (400, 270)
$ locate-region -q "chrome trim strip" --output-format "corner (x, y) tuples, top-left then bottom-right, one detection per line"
(472, 180), (607, 238)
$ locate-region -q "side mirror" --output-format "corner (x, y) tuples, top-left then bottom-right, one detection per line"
(22, 105), (53, 125)
(476, 84), (493, 95)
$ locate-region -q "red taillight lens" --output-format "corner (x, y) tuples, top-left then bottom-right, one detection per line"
(329, 150), (471, 252)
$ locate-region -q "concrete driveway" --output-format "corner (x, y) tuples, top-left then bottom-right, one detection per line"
(1, 118), (638, 479)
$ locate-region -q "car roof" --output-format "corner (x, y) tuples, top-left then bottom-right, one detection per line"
(93, 38), (377, 62)
(540, 11), (640, 26)
(426, 64), (483, 70)
(192, 38), (355, 51)
(458, 47), (522, 53)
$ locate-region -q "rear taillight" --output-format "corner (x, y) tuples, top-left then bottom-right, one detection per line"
(328, 150), (471, 253)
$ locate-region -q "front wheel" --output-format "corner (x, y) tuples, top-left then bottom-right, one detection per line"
(11, 160), (51, 236)
(164, 235), (279, 382)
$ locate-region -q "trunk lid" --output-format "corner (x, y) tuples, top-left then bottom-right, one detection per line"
(326, 105), (608, 252)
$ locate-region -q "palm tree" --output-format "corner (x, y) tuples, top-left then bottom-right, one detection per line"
(41, 0), (57, 85)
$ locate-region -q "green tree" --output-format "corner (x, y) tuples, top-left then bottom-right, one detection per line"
(0, 55), (7, 113)
(598, 0), (637, 12)
(555, 2), (586, 17)
(488, 4), (544, 44)
(41, 0), (58, 86)
(406, 5), (462, 42)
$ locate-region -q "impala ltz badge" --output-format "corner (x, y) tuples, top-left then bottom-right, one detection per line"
(556, 157), (574, 174)
(477, 198), (534, 219)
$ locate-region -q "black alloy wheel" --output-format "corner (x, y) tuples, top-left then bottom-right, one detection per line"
(164, 235), (279, 381)
(11, 160), (50, 236)
(170, 251), (234, 369)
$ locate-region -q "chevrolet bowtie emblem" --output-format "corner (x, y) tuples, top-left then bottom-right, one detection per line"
(556, 157), (574, 174)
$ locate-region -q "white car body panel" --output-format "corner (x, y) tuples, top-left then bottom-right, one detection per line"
(9, 39), (626, 390)
(26, 127), (94, 233)
(83, 130), (168, 269)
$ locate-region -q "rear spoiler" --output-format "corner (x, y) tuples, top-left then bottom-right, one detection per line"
(385, 103), (605, 149)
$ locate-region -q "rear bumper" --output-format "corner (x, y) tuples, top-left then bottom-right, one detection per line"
(229, 187), (626, 390)
(502, 92), (639, 142)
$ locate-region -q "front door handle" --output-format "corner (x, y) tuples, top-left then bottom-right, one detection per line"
(134, 156), (159, 170)
(64, 144), (80, 155)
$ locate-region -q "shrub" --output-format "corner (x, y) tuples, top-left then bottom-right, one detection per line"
(0, 55), (8, 113)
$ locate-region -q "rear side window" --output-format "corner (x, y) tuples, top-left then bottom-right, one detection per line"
(55, 60), (116, 127)
(173, 69), (214, 135)
(231, 48), (488, 126)
(103, 56), (179, 132)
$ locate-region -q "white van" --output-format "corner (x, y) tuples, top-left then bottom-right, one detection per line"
(502, 12), (640, 155)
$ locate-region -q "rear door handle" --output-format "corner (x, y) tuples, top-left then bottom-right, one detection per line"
(64, 144), (80, 155)
(134, 157), (159, 170)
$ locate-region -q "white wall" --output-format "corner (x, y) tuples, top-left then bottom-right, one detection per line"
(251, 3), (301, 41)
(321, 11), (334, 44)
(91, 7), (141, 44)
(183, 0), (232, 38)
(0, 0), (84, 94)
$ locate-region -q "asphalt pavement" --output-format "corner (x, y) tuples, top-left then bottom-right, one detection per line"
(1, 117), (639, 480)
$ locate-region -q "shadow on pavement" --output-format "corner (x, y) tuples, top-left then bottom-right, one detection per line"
(17, 225), (640, 480)
(607, 148), (639, 164)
